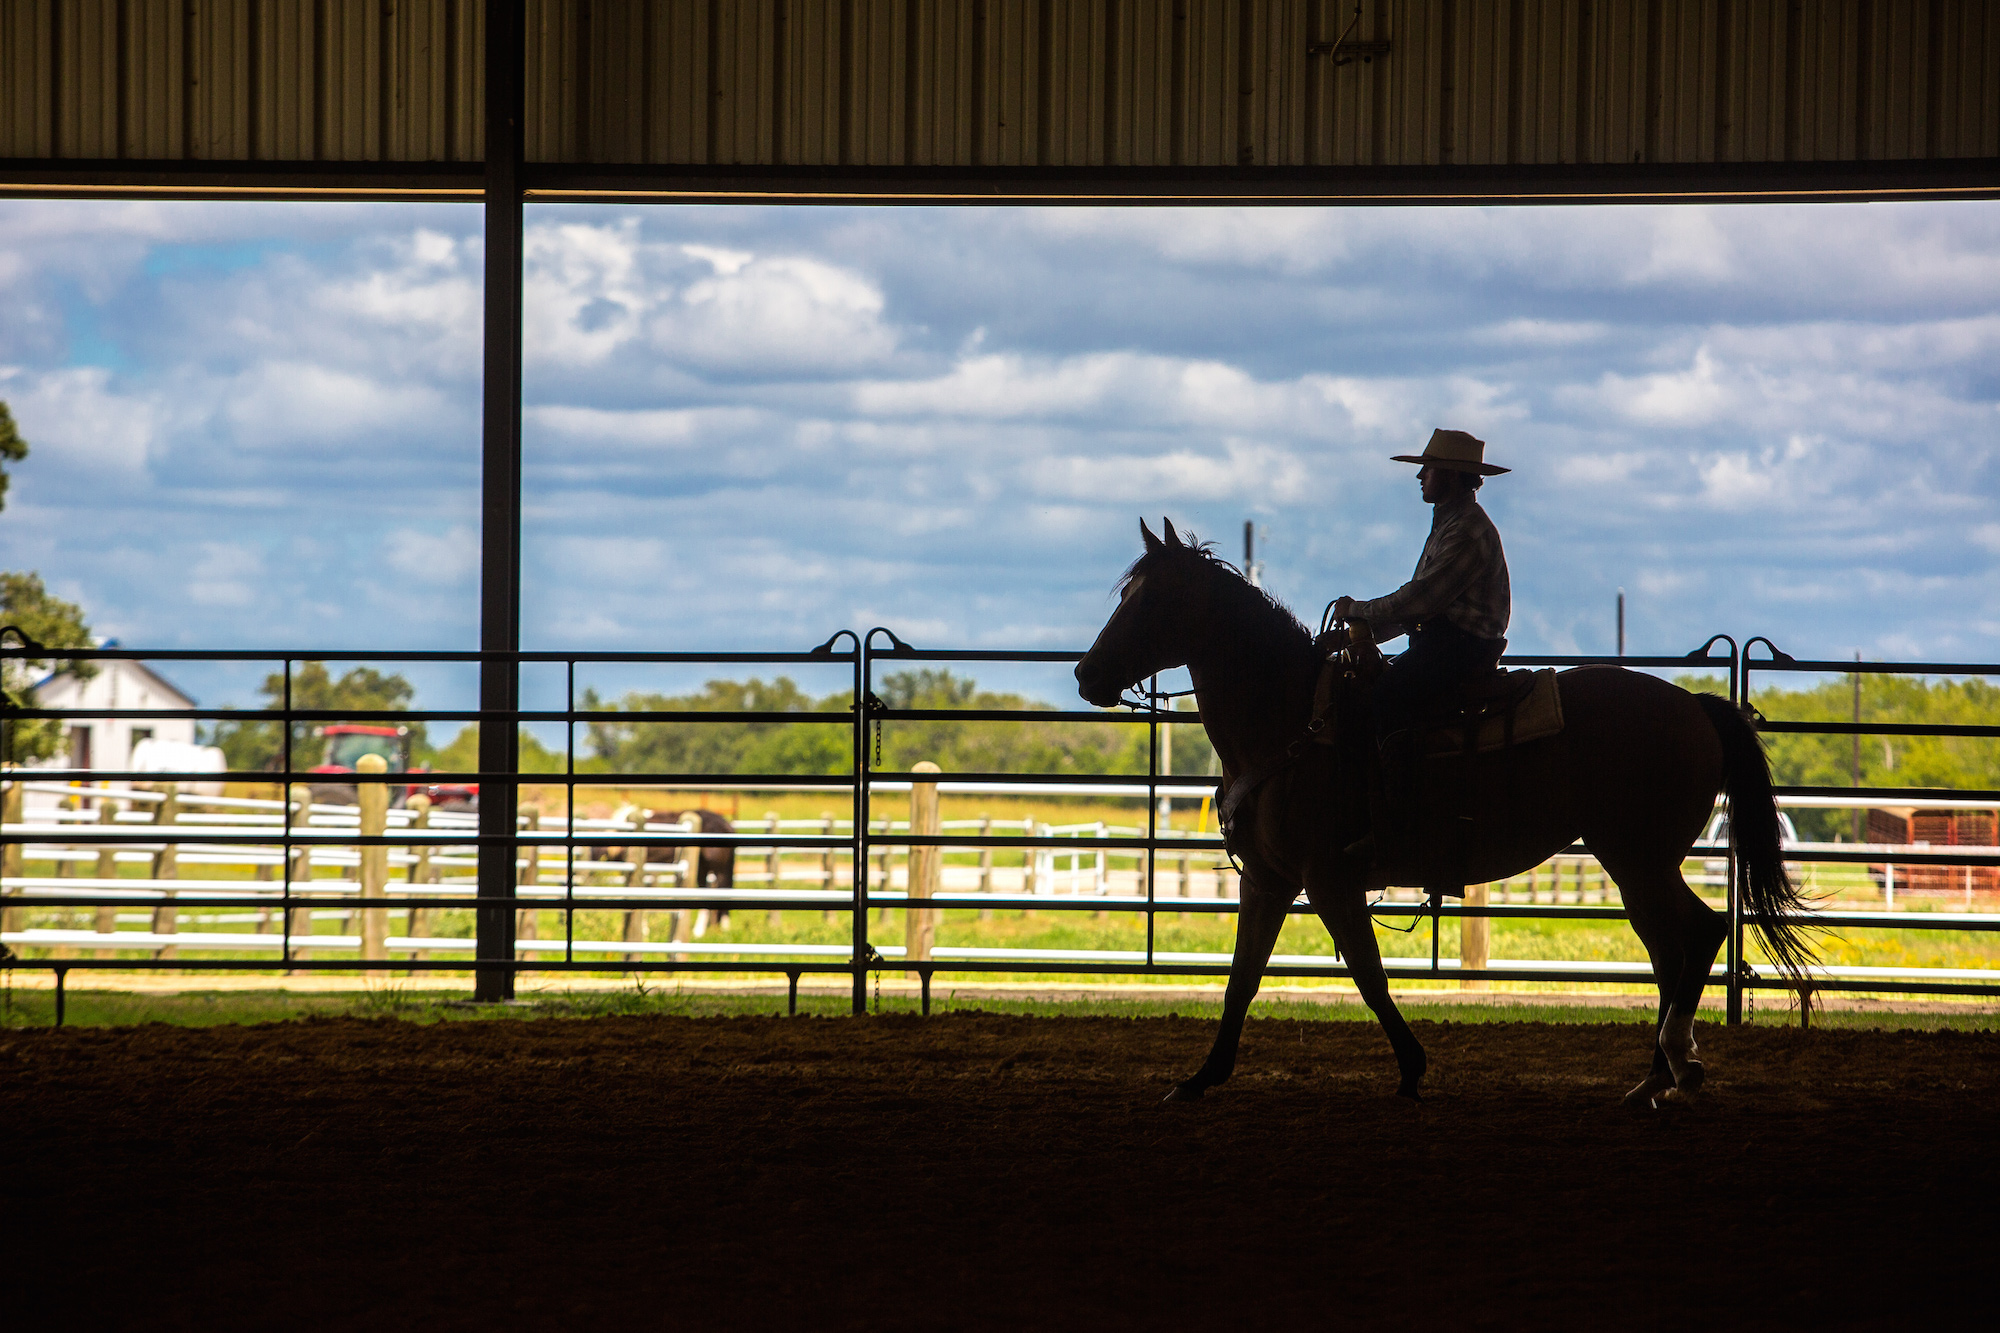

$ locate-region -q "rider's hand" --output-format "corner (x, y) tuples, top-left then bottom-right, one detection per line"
(1332, 595), (1358, 621)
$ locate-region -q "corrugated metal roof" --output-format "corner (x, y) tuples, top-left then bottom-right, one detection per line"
(1, 0), (1994, 199)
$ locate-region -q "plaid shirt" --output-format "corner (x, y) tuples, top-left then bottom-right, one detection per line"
(1350, 492), (1510, 642)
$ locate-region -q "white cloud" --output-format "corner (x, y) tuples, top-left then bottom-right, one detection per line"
(4, 366), (156, 476)
(653, 253), (896, 373)
(384, 526), (478, 586)
(1592, 347), (1731, 426)
(526, 404), (759, 448)
(1629, 208), (1735, 284)
(224, 362), (451, 444)
(523, 219), (648, 367)
(185, 542), (261, 608)
(1026, 440), (1312, 505)
(683, 244), (753, 276)
(1555, 452), (1648, 486)
(1024, 207), (1345, 273)
(5, 197), (2000, 675)
(1474, 319), (1611, 348)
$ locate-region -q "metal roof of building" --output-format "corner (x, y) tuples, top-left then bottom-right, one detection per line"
(2, 0), (1994, 203)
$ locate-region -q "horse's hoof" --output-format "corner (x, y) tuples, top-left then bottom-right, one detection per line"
(1624, 1072), (1675, 1108)
(1674, 1060), (1706, 1097)
(1396, 1080), (1423, 1102)
(1162, 1081), (1207, 1104)
(1656, 1085), (1697, 1108)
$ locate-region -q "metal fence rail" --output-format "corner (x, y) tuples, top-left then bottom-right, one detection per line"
(3, 633), (1996, 1025)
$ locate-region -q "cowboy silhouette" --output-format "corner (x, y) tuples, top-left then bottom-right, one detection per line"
(1330, 429), (1511, 867)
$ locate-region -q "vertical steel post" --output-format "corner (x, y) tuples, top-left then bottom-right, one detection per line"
(1146, 674), (1158, 969)
(1725, 644), (1744, 1025)
(853, 638), (871, 1014)
(475, 1), (526, 1003)
(280, 659), (293, 966)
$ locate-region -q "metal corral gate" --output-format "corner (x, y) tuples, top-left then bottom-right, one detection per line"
(3, 632), (1997, 1024)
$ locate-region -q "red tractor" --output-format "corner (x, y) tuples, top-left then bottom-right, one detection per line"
(307, 725), (479, 811)
(307, 725), (412, 807)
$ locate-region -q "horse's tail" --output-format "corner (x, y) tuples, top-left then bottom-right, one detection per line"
(1693, 693), (1819, 1010)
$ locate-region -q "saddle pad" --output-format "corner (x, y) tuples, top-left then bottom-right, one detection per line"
(1423, 667), (1563, 758)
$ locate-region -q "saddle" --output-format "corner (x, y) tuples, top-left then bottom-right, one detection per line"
(1300, 639), (1566, 899)
(1309, 639), (1564, 760)
(1416, 667), (1564, 758)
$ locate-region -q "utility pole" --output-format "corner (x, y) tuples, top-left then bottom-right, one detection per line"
(1616, 589), (1625, 657)
(1243, 521), (1261, 587)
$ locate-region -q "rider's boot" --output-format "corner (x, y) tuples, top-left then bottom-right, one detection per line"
(1344, 730), (1419, 870)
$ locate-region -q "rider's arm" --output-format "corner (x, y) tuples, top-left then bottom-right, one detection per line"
(1348, 511), (1491, 638)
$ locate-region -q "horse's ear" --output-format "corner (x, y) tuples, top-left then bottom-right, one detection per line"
(1141, 518), (1163, 554)
(1161, 516), (1181, 547)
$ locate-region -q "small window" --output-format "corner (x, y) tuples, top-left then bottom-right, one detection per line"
(129, 727), (155, 746)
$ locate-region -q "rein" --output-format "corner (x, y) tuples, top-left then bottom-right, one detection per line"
(1118, 683), (1198, 711)
(1213, 620), (1364, 846)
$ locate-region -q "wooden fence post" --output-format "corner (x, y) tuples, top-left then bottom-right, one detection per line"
(404, 794), (432, 961)
(977, 814), (993, 920)
(1094, 821), (1110, 921)
(288, 784), (315, 969)
(516, 804), (541, 955)
(355, 755), (389, 963)
(0, 777), (22, 940)
(820, 812), (838, 924)
(906, 762), (941, 972)
(149, 783), (180, 959)
(622, 806), (648, 962)
(765, 811), (784, 927)
(669, 814), (700, 952)
(1460, 881), (1490, 989)
(94, 797), (120, 955)
(876, 828), (893, 925)
(1023, 818), (1040, 919)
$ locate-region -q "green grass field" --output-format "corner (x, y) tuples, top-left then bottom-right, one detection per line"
(15, 794), (1997, 1015)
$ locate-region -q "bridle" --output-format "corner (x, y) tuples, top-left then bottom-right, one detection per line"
(1118, 681), (1197, 712)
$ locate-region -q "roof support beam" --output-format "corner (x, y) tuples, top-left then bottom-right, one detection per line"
(474, 0), (525, 1005)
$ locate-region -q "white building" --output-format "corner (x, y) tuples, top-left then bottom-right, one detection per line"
(32, 658), (199, 774)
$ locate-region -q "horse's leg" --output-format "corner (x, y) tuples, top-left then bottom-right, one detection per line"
(1606, 867), (1680, 1106)
(1308, 882), (1426, 1099)
(1602, 851), (1724, 1103)
(1658, 867), (1728, 1099)
(1164, 871), (1292, 1102)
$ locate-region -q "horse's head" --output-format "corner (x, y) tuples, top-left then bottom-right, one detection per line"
(1074, 517), (1211, 707)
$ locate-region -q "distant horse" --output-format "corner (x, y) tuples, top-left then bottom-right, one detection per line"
(603, 806), (737, 931)
(1075, 519), (1815, 1105)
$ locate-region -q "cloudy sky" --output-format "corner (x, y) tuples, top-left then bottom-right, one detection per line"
(2, 197), (1997, 710)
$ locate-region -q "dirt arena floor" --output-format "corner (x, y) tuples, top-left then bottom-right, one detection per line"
(5, 1013), (1995, 1330)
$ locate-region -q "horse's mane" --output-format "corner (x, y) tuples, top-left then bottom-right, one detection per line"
(1121, 532), (1315, 668)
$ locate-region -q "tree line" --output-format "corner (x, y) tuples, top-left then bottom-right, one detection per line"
(1681, 672), (2000, 840)
(192, 665), (1216, 781)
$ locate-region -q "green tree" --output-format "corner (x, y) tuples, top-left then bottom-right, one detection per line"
(873, 669), (1150, 776)
(584, 676), (852, 778)
(0, 571), (96, 764)
(0, 400), (27, 514)
(579, 669), (1194, 780)
(1678, 671), (2000, 840)
(204, 661), (429, 771)
(430, 723), (569, 776)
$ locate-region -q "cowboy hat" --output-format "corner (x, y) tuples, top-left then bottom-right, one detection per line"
(1391, 428), (1510, 476)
